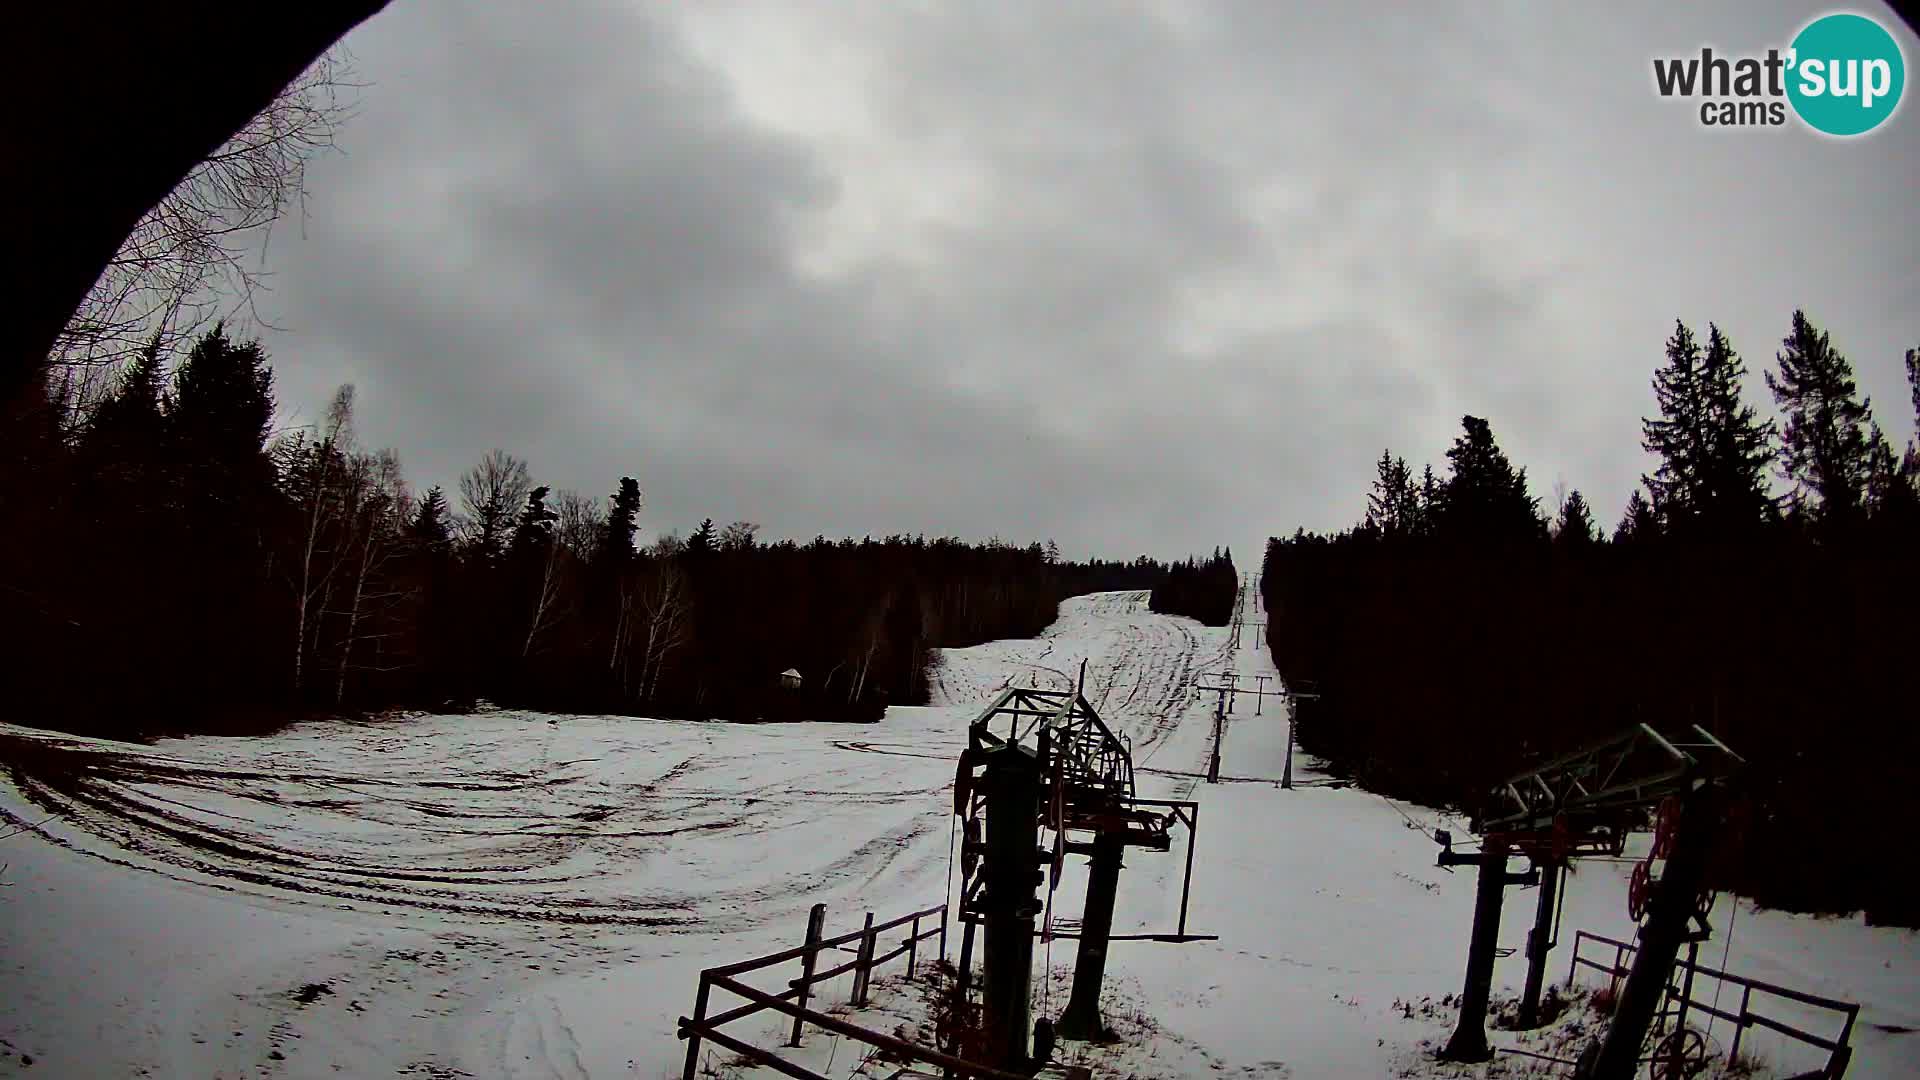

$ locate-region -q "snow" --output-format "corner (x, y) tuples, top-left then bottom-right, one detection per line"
(2, 586), (1915, 1078)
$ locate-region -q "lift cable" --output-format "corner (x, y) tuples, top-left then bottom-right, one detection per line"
(1705, 891), (1740, 1048)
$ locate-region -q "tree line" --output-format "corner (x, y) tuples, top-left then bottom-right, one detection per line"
(1263, 311), (1920, 925)
(1148, 548), (1238, 626)
(0, 326), (1173, 735)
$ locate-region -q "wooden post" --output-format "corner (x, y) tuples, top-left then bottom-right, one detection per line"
(789, 903), (828, 1047)
(1207, 690), (1224, 784)
(682, 975), (713, 1080)
(1727, 985), (1751, 1066)
(852, 911), (877, 1006)
(1176, 803), (1198, 938)
(908, 913), (921, 981)
(1281, 699), (1296, 790)
(939, 903), (948, 964)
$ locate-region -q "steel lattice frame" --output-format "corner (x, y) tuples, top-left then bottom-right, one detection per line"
(1475, 723), (1745, 852)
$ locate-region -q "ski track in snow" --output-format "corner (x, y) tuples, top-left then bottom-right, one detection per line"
(2, 586), (1916, 1079)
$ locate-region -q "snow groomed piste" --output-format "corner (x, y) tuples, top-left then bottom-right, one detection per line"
(0, 585), (1914, 1077)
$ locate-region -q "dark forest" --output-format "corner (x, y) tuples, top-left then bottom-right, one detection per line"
(0, 326), (1175, 736)
(1149, 548), (1239, 626)
(1263, 312), (1920, 925)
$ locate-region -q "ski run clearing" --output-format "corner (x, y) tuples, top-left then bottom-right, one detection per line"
(2, 585), (1915, 1079)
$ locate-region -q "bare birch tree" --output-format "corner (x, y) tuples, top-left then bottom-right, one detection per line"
(51, 51), (361, 384)
(553, 489), (607, 561)
(280, 384), (356, 693)
(719, 521), (760, 552)
(637, 559), (693, 703)
(522, 532), (570, 659)
(458, 449), (532, 562)
(333, 449), (408, 704)
(847, 599), (889, 705)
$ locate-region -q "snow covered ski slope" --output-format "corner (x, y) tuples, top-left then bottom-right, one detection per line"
(2, 586), (1915, 1078)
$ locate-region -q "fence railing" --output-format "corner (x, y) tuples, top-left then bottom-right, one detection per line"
(1567, 929), (1859, 1078)
(678, 900), (1032, 1080)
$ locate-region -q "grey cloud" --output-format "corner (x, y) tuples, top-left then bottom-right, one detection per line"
(258, 0), (1920, 561)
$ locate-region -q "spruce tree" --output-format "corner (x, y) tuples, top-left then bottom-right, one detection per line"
(1614, 489), (1659, 543)
(1365, 451), (1418, 539)
(598, 477), (642, 567)
(1415, 465), (1440, 537)
(1766, 310), (1876, 526)
(1694, 324), (1778, 536)
(84, 339), (168, 461)
(408, 486), (454, 553)
(1640, 320), (1708, 528)
(164, 325), (278, 537)
(1433, 415), (1544, 546)
(1554, 490), (1598, 547)
(1863, 422), (1918, 527)
(169, 323), (275, 473)
(686, 517), (718, 556)
(1905, 347), (1920, 482)
(511, 485), (558, 556)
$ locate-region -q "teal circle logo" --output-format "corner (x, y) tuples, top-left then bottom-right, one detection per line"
(1787, 13), (1905, 136)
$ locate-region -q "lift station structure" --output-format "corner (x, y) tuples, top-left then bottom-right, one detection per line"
(1430, 722), (1745, 1079)
(949, 679), (1204, 1072)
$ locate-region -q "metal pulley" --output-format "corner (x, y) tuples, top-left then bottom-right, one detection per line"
(1628, 859), (1654, 922)
(1651, 795), (1682, 860)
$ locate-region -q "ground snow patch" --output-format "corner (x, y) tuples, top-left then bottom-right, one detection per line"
(2, 587), (1915, 1078)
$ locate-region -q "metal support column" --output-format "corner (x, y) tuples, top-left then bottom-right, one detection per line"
(1517, 857), (1562, 1029)
(1441, 835), (1521, 1062)
(979, 744), (1042, 1071)
(1579, 785), (1720, 1080)
(1057, 830), (1125, 1040)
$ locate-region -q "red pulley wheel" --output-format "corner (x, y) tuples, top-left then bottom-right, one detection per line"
(1651, 796), (1681, 860)
(1628, 859), (1653, 922)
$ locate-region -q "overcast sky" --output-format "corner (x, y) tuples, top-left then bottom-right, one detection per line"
(255, 1), (1919, 562)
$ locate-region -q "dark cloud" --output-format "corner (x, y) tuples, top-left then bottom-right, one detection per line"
(259, 0), (1920, 560)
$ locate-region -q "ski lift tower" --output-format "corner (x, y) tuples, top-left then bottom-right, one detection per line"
(1431, 723), (1744, 1072)
(950, 671), (1206, 1070)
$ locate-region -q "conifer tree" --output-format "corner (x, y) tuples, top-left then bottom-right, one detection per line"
(1614, 489), (1659, 543)
(1554, 489), (1597, 547)
(1862, 418), (1918, 528)
(1694, 324), (1778, 535)
(1415, 465), (1440, 537)
(598, 477), (642, 568)
(686, 517), (718, 556)
(1433, 415), (1543, 546)
(169, 323), (275, 469)
(408, 486), (453, 553)
(1905, 347), (1920, 482)
(84, 338), (168, 462)
(1641, 320), (1708, 526)
(1365, 451), (1419, 539)
(511, 485), (558, 555)
(1766, 311), (1876, 526)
